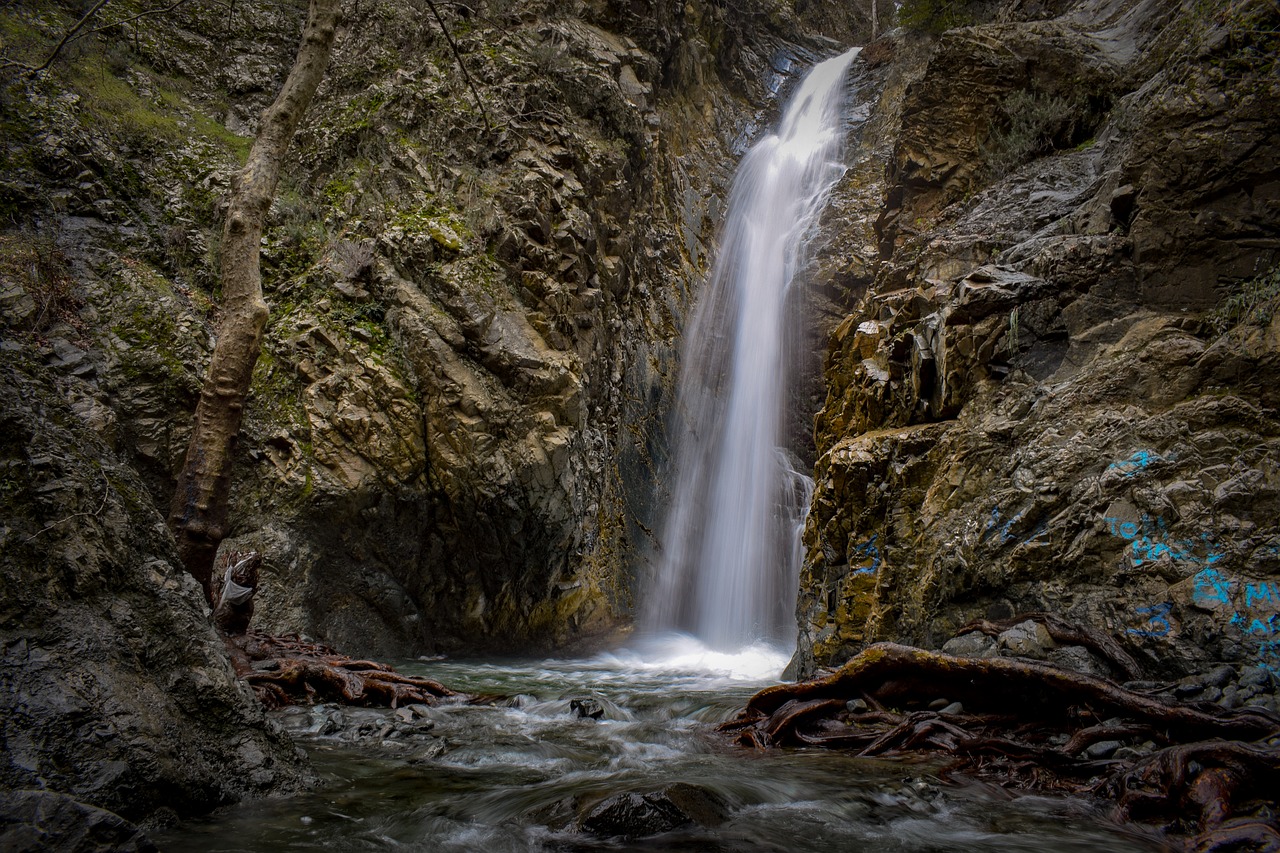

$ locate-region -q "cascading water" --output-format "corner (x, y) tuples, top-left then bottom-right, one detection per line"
(646, 48), (861, 650)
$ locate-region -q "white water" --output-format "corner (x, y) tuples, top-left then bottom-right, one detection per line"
(647, 49), (861, 650)
(159, 646), (1153, 852)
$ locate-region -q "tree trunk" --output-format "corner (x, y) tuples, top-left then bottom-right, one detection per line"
(168, 0), (340, 600)
(871, 0), (879, 39)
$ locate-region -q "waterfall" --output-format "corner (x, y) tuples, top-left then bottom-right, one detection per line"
(646, 49), (861, 650)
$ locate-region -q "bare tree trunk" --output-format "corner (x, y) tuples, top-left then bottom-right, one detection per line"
(169, 0), (340, 601)
(871, 0), (880, 39)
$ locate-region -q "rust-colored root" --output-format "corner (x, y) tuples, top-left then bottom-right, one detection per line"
(720, 643), (1280, 849)
(229, 631), (457, 710)
(957, 611), (1142, 680)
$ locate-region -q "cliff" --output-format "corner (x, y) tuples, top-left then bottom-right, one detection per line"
(0, 0), (857, 825)
(794, 0), (1280, 681)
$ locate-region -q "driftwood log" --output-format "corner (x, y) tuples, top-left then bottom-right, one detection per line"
(210, 550), (459, 710)
(720, 642), (1280, 850)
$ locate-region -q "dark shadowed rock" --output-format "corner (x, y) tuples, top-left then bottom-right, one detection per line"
(576, 783), (730, 838)
(0, 360), (312, 821)
(0, 790), (156, 853)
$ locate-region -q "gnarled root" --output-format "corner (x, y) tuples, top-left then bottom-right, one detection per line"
(228, 631), (457, 710)
(720, 643), (1280, 848)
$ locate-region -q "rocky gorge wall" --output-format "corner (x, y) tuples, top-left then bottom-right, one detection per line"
(0, 0), (870, 824)
(793, 0), (1280, 682)
(0, 0), (863, 664)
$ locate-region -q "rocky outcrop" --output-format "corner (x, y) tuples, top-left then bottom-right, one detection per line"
(0, 354), (311, 822)
(0, 0), (848, 661)
(795, 0), (1280, 678)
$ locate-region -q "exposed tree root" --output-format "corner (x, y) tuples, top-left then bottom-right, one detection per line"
(208, 550), (461, 710)
(956, 611), (1143, 680)
(720, 643), (1280, 850)
(227, 631), (458, 710)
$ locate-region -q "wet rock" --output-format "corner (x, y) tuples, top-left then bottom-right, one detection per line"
(1084, 740), (1123, 760)
(1204, 665), (1236, 690)
(940, 701), (964, 716)
(0, 365), (311, 821)
(578, 783), (728, 838)
(1047, 645), (1109, 677)
(997, 621), (1055, 658)
(570, 698), (605, 720)
(941, 633), (998, 659)
(0, 790), (156, 853)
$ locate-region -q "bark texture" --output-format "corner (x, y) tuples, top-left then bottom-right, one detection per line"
(168, 0), (340, 599)
(720, 643), (1280, 849)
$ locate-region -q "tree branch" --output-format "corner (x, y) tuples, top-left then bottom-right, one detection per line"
(1, 0), (112, 76)
(422, 0), (492, 131)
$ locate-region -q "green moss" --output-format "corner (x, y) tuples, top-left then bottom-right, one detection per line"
(896, 0), (992, 33)
(1210, 265), (1280, 335)
(246, 348), (309, 433)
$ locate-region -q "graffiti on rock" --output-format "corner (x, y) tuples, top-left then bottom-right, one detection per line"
(1107, 450), (1165, 478)
(850, 536), (882, 576)
(982, 505), (1048, 547)
(1189, 567), (1280, 674)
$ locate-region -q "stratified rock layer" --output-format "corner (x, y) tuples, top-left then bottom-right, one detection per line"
(0, 0), (848, 658)
(795, 0), (1280, 679)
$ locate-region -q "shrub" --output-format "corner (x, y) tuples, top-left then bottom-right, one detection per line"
(1210, 265), (1280, 335)
(981, 89), (1083, 178)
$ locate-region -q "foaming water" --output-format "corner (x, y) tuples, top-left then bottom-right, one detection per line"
(646, 49), (861, 650)
(602, 633), (792, 681)
(159, 652), (1159, 853)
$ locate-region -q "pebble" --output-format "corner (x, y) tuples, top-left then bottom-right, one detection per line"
(940, 702), (964, 716)
(1084, 740), (1123, 760)
(846, 698), (869, 713)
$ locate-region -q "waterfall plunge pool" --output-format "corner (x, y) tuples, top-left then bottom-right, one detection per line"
(158, 636), (1158, 852)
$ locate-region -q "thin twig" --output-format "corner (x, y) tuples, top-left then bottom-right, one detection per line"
(1, 0), (113, 76)
(25, 467), (111, 542)
(422, 0), (492, 131)
(75, 0), (194, 42)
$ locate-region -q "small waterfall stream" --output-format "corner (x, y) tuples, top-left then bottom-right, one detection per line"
(646, 49), (861, 650)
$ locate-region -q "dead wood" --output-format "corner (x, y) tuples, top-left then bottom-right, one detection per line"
(720, 642), (1280, 850)
(205, 550), (461, 710)
(231, 631), (457, 710)
(956, 611), (1142, 680)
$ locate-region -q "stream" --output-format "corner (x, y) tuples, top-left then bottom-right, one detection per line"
(158, 636), (1157, 852)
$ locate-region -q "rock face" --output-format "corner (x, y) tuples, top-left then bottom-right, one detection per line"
(794, 0), (1280, 678)
(0, 0), (848, 659)
(0, 357), (311, 822)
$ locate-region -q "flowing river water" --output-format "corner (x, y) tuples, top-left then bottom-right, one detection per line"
(159, 637), (1156, 852)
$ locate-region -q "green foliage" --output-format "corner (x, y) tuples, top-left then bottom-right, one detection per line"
(1210, 265), (1280, 336)
(981, 89), (1084, 178)
(896, 0), (982, 33)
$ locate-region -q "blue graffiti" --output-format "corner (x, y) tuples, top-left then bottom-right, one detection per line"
(1107, 450), (1162, 478)
(1104, 514), (1223, 570)
(1194, 568), (1236, 606)
(850, 536), (881, 576)
(1128, 601), (1174, 638)
(1184, 566), (1280, 675)
(983, 505), (1048, 547)
(1245, 582), (1280, 609)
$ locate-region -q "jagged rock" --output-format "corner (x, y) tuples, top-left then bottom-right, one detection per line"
(0, 360), (311, 821)
(0, 790), (156, 853)
(998, 620), (1056, 658)
(794, 0), (1280, 680)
